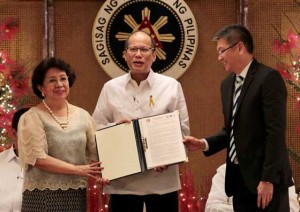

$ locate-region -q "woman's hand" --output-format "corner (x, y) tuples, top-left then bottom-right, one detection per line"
(76, 161), (103, 178)
(35, 156), (104, 178)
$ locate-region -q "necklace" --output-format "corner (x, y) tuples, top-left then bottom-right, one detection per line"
(43, 99), (69, 130)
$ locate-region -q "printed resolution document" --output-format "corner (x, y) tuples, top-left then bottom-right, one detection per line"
(95, 110), (187, 180)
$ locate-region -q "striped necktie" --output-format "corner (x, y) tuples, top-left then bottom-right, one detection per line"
(229, 75), (244, 163)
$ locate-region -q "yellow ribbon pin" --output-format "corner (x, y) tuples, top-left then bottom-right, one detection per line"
(149, 95), (154, 107)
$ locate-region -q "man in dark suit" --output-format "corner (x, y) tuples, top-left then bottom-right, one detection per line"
(184, 24), (294, 211)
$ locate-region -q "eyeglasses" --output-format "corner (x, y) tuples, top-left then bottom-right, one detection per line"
(126, 46), (154, 54)
(218, 42), (239, 56)
(46, 76), (69, 85)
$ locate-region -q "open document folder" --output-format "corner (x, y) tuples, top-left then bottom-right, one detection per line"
(95, 110), (188, 180)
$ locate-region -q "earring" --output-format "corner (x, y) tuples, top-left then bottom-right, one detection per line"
(42, 92), (44, 97)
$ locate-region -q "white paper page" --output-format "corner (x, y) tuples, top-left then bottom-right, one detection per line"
(139, 111), (187, 169)
(95, 123), (142, 180)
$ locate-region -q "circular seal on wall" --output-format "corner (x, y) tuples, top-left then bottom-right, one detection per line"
(92, 0), (198, 79)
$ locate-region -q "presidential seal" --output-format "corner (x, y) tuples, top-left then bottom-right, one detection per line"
(92, 0), (198, 79)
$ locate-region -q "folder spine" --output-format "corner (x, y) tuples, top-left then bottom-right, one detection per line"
(133, 120), (147, 172)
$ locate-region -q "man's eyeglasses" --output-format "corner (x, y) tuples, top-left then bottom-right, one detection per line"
(126, 46), (154, 54)
(218, 42), (239, 55)
(46, 76), (69, 85)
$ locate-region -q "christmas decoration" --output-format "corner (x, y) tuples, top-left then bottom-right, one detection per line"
(0, 18), (30, 150)
(0, 17), (19, 42)
(271, 2), (300, 198)
(87, 167), (209, 211)
(179, 167), (210, 212)
(87, 177), (109, 212)
(271, 15), (300, 159)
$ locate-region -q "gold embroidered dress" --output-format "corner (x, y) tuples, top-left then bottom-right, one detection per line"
(18, 106), (97, 211)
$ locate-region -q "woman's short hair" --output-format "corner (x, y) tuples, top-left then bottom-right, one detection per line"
(31, 57), (76, 99)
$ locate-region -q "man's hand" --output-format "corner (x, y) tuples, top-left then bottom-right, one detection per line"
(257, 181), (273, 209)
(154, 165), (168, 173)
(183, 136), (206, 151)
(117, 119), (131, 124)
(96, 177), (110, 186)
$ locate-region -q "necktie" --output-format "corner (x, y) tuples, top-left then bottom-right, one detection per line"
(229, 76), (244, 163)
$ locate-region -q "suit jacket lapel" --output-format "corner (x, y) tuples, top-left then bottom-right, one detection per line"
(224, 74), (236, 124)
(236, 59), (258, 113)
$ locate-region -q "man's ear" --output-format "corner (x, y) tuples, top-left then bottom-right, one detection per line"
(238, 42), (246, 55)
(152, 52), (156, 62)
(123, 51), (127, 61)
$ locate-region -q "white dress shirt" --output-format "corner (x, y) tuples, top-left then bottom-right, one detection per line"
(0, 147), (23, 212)
(92, 70), (190, 195)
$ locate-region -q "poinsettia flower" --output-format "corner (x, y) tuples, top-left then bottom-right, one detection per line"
(0, 17), (19, 41)
(0, 17), (29, 148)
(9, 77), (30, 97)
(9, 63), (28, 79)
(275, 63), (292, 79)
(0, 51), (17, 73)
(277, 68), (292, 79)
(272, 31), (299, 55)
(272, 39), (286, 54)
(286, 31), (299, 47)
(0, 50), (9, 71)
(289, 73), (298, 82)
(5, 62), (29, 80)
(0, 109), (14, 128)
(0, 50), (8, 64)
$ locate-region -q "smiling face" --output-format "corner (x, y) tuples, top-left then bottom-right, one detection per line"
(123, 31), (156, 82)
(38, 68), (70, 102)
(216, 38), (241, 73)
